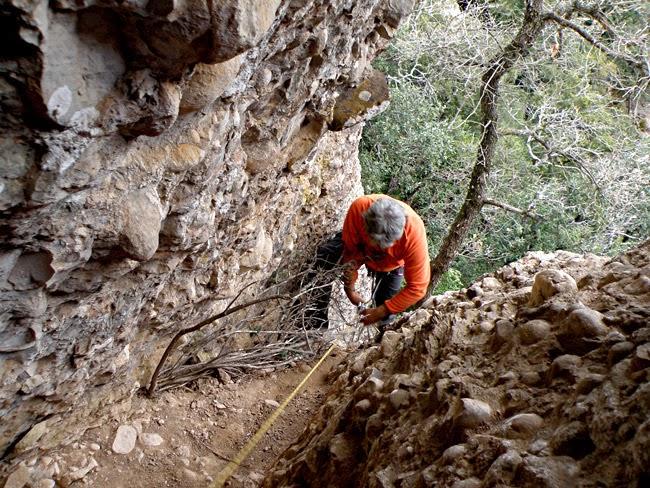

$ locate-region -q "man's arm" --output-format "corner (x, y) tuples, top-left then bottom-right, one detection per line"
(384, 221), (430, 313)
(340, 197), (369, 301)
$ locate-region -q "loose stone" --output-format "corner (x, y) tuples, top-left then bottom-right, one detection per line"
(504, 413), (544, 439)
(389, 388), (410, 409)
(441, 444), (467, 464)
(4, 465), (32, 488)
(140, 432), (164, 447)
(518, 320), (551, 345)
(112, 425), (137, 454)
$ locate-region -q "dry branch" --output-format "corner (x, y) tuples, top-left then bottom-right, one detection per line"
(567, 2), (615, 36)
(482, 198), (539, 220)
(499, 128), (601, 190)
(543, 11), (647, 74)
(146, 257), (368, 394)
(147, 293), (290, 396)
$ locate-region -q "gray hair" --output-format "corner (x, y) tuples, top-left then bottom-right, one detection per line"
(363, 198), (406, 249)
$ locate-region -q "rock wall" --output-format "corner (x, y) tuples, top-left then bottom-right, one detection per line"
(0, 0), (416, 457)
(264, 242), (650, 487)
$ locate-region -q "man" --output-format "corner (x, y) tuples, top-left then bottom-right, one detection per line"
(308, 194), (430, 328)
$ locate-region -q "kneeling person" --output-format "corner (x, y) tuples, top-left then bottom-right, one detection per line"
(341, 195), (430, 325)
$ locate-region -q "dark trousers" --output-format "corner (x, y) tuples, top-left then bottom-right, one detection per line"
(305, 232), (404, 328)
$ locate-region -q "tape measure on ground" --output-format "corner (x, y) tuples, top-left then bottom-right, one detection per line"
(210, 343), (337, 488)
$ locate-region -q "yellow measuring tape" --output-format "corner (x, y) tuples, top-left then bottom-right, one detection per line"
(210, 343), (337, 487)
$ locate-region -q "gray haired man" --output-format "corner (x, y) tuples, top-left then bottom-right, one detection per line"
(308, 194), (430, 328)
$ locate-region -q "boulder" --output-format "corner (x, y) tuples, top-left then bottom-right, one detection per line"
(453, 398), (493, 429)
(608, 341), (635, 366)
(208, 0), (282, 62)
(631, 343), (650, 372)
(529, 270), (578, 306)
(441, 444), (467, 465)
(557, 307), (609, 355)
(388, 388), (410, 409)
(380, 331), (402, 358)
(120, 188), (163, 261)
(547, 355), (582, 383)
(3, 464), (33, 488)
(180, 55), (245, 113)
(504, 413), (544, 439)
(450, 478), (480, 488)
(484, 450), (523, 485)
(550, 421), (595, 459)
(515, 455), (580, 488)
(491, 319), (515, 349)
(518, 320), (551, 345)
(329, 433), (355, 462)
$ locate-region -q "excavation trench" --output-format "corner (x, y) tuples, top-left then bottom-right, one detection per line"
(21, 351), (344, 488)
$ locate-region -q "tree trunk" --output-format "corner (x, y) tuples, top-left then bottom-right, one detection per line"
(426, 0), (545, 293)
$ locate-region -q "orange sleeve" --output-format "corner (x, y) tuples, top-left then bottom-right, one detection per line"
(341, 197), (370, 289)
(384, 215), (430, 313)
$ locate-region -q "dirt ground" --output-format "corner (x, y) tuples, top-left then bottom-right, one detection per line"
(29, 351), (343, 488)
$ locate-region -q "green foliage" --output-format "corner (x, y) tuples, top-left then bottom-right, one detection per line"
(433, 268), (464, 294)
(360, 0), (649, 291)
(360, 83), (474, 209)
(359, 83), (477, 264)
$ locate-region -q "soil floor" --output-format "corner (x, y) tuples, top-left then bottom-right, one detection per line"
(33, 351), (343, 488)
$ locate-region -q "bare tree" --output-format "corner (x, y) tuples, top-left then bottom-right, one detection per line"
(379, 0), (648, 293)
(426, 0), (547, 290)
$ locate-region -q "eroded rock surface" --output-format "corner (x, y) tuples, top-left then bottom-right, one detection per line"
(0, 0), (411, 458)
(264, 243), (650, 487)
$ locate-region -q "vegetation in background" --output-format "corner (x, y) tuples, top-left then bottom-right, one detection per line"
(360, 0), (649, 292)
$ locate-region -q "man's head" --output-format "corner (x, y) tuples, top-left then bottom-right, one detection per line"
(363, 198), (406, 249)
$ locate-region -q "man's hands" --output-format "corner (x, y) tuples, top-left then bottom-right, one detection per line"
(344, 288), (363, 306)
(360, 304), (389, 325)
(345, 285), (389, 325)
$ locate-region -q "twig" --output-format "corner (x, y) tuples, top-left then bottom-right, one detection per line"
(198, 439), (252, 468)
(499, 128), (601, 191)
(543, 11), (646, 74)
(149, 258), (362, 393)
(569, 2), (615, 36)
(482, 198), (540, 220)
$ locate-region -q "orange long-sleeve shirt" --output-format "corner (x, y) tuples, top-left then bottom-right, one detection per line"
(341, 194), (430, 313)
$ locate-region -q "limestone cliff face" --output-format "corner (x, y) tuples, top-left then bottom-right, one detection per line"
(264, 242), (650, 488)
(0, 0), (416, 456)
